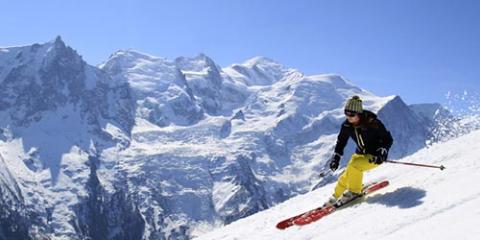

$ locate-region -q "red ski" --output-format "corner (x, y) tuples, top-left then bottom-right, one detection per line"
(293, 180), (389, 226)
(276, 180), (389, 229)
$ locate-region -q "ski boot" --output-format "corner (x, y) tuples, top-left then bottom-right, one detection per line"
(322, 195), (338, 207)
(337, 191), (362, 205)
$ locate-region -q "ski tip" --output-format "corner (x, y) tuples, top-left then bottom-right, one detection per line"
(275, 222), (288, 230)
(369, 180), (389, 187)
(377, 180), (390, 188)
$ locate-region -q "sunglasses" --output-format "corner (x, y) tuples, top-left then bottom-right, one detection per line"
(344, 111), (358, 117)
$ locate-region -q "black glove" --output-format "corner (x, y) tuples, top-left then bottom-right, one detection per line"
(329, 153), (341, 171)
(370, 147), (388, 165)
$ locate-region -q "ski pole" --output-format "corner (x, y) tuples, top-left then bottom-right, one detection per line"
(385, 160), (446, 171)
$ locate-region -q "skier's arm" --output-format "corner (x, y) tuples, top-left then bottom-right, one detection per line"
(377, 120), (393, 150)
(334, 123), (349, 156)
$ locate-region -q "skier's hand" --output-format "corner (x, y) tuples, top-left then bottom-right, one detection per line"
(370, 148), (388, 165)
(329, 153), (341, 171)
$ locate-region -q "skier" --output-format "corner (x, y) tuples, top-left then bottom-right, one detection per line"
(325, 95), (393, 206)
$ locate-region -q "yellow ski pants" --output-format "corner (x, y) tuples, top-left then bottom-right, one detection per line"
(333, 153), (379, 198)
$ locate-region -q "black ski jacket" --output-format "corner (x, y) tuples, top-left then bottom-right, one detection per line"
(334, 110), (393, 156)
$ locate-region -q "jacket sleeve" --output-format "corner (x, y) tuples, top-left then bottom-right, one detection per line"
(377, 120), (393, 150)
(334, 123), (350, 156)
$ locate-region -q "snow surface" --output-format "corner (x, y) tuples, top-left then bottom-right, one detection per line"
(195, 129), (480, 240)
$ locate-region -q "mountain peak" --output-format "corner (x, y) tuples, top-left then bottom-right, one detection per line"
(42, 35), (67, 51)
(195, 53), (211, 60)
(54, 35), (64, 45)
(0, 36), (81, 75)
(175, 53), (214, 66)
(110, 49), (161, 61)
(99, 49), (168, 70)
(223, 56), (291, 86)
(242, 56), (280, 68)
(175, 53), (220, 73)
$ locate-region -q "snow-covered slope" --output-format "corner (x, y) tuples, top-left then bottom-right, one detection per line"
(195, 129), (480, 240)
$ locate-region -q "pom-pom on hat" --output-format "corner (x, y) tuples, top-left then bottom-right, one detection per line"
(344, 95), (363, 113)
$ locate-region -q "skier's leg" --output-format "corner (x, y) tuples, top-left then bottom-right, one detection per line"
(346, 154), (378, 193)
(334, 154), (361, 197)
(333, 169), (348, 199)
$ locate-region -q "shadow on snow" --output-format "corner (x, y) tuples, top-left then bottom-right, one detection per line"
(366, 186), (426, 209)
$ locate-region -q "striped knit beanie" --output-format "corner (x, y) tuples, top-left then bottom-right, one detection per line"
(345, 95), (363, 113)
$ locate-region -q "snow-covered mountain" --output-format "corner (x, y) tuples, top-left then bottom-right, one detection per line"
(409, 103), (451, 124)
(0, 37), (439, 239)
(408, 103), (473, 144)
(0, 37), (141, 240)
(195, 128), (480, 240)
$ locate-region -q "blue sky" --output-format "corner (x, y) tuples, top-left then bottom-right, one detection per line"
(1, 0), (479, 105)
